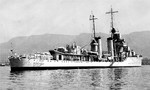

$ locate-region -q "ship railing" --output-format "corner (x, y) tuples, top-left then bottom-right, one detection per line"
(49, 59), (111, 63)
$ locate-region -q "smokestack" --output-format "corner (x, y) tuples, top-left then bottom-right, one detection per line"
(94, 37), (102, 58)
(107, 37), (114, 58)
(98, 38), (102, 58)
(90, 39), (98, 52)
(91, 36), (103, 58)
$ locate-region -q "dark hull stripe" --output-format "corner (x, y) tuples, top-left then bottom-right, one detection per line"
(10, 66), (141, 71)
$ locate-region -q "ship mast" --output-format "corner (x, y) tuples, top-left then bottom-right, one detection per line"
(89, 12), (97, 38)
(10, 42), (13, 52)
(106, 7), (118, 34)
(10, 42), (15, 54)
(106, 7), (118, 59)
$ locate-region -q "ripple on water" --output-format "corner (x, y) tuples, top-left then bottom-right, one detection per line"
(0, 66), (149, 90)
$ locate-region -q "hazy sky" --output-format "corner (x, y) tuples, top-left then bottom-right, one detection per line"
(0, 0), (150, 43)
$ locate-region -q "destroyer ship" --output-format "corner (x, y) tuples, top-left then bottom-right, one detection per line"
(9, 8), (142, 71)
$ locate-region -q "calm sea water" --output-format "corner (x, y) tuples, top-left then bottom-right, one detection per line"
(0, 66), (150, 90)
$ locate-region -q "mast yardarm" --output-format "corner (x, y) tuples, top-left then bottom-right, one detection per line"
(106, 7), (118, 31)
(89, 12), (97, 38)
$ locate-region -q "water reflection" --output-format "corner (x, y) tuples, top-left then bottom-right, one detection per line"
(9, 71), (24, 83)
(6, 67), (141, 90)
(90, 70), (101, 87)
(107, 68), (127, 90)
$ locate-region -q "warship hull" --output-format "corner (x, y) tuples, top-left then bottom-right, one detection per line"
(9, 57), (142, 71)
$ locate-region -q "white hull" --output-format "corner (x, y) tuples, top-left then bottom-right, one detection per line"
(9, 57), (142, 70)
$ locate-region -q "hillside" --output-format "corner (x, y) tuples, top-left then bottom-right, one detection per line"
(123, 31), (150, 57)
(0, 34), (76, 63)
(0, 31), (150, 63)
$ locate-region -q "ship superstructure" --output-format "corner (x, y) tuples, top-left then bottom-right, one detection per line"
(9, 8), (142, 71)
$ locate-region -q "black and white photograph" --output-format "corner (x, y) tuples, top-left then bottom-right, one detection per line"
(0, 0), (149, 90)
